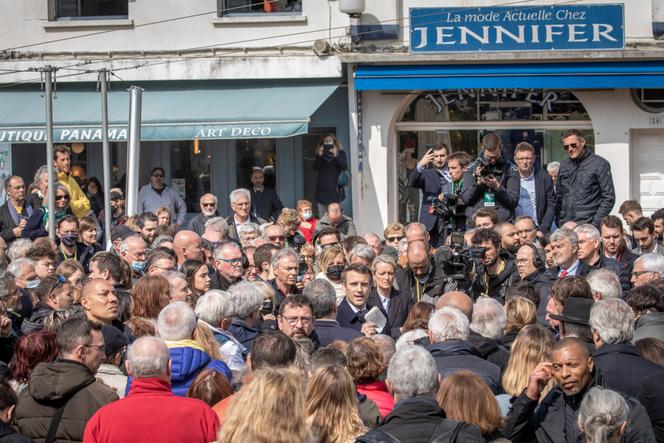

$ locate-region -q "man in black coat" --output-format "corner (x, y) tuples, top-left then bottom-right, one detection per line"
(357, 345), (485, 443)
(426, 306), (502, 394)
(313, 136), (348, 214)
(555, 129), (615, 228)
(638, 373), (664, 443)
(504, 337), (655, 443)
(0, 176), (32, 244)
(589, 298), (664, 398)
(408, 143), (451, 247)
(395, 241), (448, 305)
(336, 264), (388, 336)
(470, 228), (517, 303)
(511, 243), (551, 325)
(250, 169), (283, 222)
(460, 132), (520, 224)
(513, 142), (556, 234)
(600, 215), (640, 277)
(304, 280), (361, 346)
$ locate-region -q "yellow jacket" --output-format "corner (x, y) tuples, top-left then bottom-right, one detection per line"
(57, 171), (90, 219)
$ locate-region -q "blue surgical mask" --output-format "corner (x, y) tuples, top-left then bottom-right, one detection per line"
(301, 211), (313, 220)
(131, 260), (146, 273)
(26, 279), (40, 289)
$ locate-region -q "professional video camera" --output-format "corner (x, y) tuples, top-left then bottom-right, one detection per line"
(475, 156), (505, 178)
(435, 232), (485, 289)
(429, 192), (461, 220)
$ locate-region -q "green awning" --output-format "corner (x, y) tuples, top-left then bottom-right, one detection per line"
(0, 79), (339, 143)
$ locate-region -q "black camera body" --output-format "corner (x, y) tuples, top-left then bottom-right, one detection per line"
(475, 156), (504, 178)
(296, 257), (308, 282)
(429, 193), (460, 220)
(435, 233), (486, 287)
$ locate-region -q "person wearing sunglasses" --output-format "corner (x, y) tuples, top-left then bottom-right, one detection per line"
(21, 274), (74, 334)
(186, 194), (220, 237)
(137, 166), (187, 227)
(210, 242), (245, 291)
(555, 129), (615, 229)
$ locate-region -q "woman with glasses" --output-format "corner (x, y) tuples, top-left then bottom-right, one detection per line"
(181, 260), (211, 305)
(55, 259), (87, 301)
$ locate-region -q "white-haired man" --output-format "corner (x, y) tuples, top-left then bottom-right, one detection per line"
(84, 336), (219, 443)
(631, 253), (664, 288)
(226, 188), (265, 242)
(427, 307), (501, 393)
(574, 223), (629, 292)
(187, 193), (219, 236)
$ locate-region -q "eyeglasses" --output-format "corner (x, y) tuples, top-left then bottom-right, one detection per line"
(515, 258), (533, 264)
(219, 257), (243, 265)
(85, 344), (106, 353)
(201, 203), (216, 207)
(386, 236), (403, 242)
(632, 270), (653, 277)
(281, 315), (313, 326)
(268, 236), (285, 242)
(562, 143), (578, 151)
(55, 195), (69, 201)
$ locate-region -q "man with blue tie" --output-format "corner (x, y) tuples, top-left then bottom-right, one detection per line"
(336, 263), (388, 336)
(408, 143), (450, 247)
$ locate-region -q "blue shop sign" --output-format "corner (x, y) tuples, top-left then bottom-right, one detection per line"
(410, 4), (624, 52)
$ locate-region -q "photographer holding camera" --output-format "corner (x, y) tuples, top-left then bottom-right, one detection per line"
(460, 132), (520, 226)
(408, 143), (451, 247)
(432, 151), (472, 239)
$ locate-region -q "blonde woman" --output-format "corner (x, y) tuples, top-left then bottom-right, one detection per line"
(277, 208), (303, 249)
(218, 367), (307, 443)
(501, 296), (537, 349)
(306, 365), (367, 443)
(499, 324), (555, 414)
(315, 244), (346, 303)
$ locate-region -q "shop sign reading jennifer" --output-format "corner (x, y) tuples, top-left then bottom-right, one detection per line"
(410, 4), (624, 52)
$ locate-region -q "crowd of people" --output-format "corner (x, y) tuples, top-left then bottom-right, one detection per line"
(0, 130), (661, 442)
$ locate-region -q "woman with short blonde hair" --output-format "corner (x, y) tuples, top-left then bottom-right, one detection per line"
(306, 365), (366, 443)
(218, 367), (307, 443)
(502, 324), (555, 398)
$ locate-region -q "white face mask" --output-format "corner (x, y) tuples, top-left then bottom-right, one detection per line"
(301, 211), (313, 220)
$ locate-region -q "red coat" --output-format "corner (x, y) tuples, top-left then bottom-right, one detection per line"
(357, 380), (395, 418)
(83, 378), (219, 443)
(299, 218), (318, 244)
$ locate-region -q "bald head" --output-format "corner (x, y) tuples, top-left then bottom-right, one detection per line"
(436, 291), (473, 319)
(80, 278), (118, 325)
(172, 230), (203, 264)
(126, 336), (171, 380)
(405, 223), (429, 243)
(407, 241), (430, 278)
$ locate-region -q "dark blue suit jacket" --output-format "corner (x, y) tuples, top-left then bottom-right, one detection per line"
(408, 167), (450, 231)
(533, 169), (556, 234)
(367, 287), (414, 338)
(314, 319), (362, 346)
(336, 298), (390, 335)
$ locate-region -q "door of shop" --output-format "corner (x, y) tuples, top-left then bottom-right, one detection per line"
(632, 129), (664, 216)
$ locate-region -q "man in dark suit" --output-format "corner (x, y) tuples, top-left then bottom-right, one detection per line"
(305, 279), (361, 346)
(250, 169), (283, 222)
(574, 223), (630, 293)
(547, 227), (592, 280)
(408, 143), (450, 247)
(0, 175), (32, 244)
(336, 263), (388, 336)
(600, 215), (640, 276)
(513, 142), (556, 234)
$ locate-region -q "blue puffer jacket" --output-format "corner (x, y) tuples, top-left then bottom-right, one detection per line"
(125, 340), (232, 397)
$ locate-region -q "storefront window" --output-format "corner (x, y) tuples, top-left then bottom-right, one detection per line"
(170, 140), (211, 213)
(396, 89), (592, 224)
(236, 139), (276, 190)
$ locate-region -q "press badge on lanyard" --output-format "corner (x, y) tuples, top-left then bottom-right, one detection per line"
(484, 191), (496, 207)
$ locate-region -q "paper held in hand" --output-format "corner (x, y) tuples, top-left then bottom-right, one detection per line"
(364, 306), (387, 332)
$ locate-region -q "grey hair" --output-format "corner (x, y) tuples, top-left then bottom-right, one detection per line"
(0, 271), (15, 300)
(470, 298), (506, 341)
(395, 329), (428, 351)
(302, 278), (336, 318)
(7, 239), (32, 261)
(578, 387), (629, 443)
(574, 224), (600, 242)
(126, 336), (170, 378)
(363, 232), (381, 243)
(163, 271), (187, 292)
(204, 217), (229, 236)
(589, 299), (634, 344)
(195, 290), (235, 325)
(32, 165), (49, 189)
(237, 222), (259, 235)
(371, 254), (397, 274)
(428, 307), (470, 342)
(550, 227), (579, 248)
(229, 188), (251, 204)
(228, 281), (263, 319)
(634, 253), (664, 276)
(371, 334), (396, 365)
(270, 247), (299, 269)
(348, 244), (375, 263)
(7, 258), (35, 279)
(586, 269), (622, 300)
(213, 241), (241, 261)
(200, 194), (218, 205)
(152, 235), (174, 249)
(54, 183), (70, 198)
(156, 301), (198, 341)
(120, 235), (144, 254)
(387, 345), (438, 400)
(546, 161), (560, 174)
